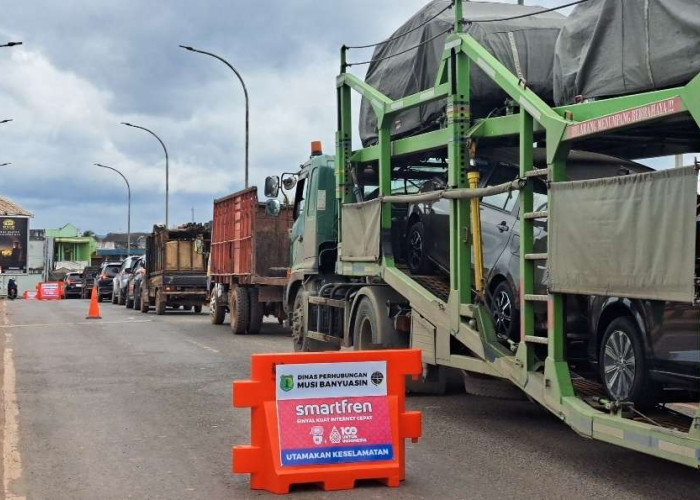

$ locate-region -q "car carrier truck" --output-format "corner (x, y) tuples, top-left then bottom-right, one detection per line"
(140, 224), (210, 315)
(262, 1), (700, 468)
(208, 187), (292, 333)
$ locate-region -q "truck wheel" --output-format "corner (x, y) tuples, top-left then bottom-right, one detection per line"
(462, 371), (525, 400)
(140, 293), (149, 313)
(247, 287), (263, 334)
(291, 290), (307, 351)
(353, 298), (384, 350)
(193, 305), (202, 314)
(210, 293), (225, 325)
(229, 287), (249, 335)
(155, 290), (166, 315)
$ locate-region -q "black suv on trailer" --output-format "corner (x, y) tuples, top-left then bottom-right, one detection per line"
(404, 148), (699, 407)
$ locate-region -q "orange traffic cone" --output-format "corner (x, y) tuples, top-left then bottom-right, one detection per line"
(86, 284), (102, 320)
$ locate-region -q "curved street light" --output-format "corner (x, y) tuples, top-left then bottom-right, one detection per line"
(0, 163), (11, 167)
(180, 45), (250, 188)
(121, 122), (169, 228)
(0, 42), (22, 48)
(95, 163), (131, 256)
(0, 119), (12, 124)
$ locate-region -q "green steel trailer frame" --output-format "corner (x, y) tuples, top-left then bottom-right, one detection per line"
(334, 2), (700, 468)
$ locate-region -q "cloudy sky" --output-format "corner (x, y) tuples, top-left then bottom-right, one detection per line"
(0, 0), (671, 234)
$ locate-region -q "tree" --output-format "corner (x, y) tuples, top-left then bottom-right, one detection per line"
(82, 230), (96, 238)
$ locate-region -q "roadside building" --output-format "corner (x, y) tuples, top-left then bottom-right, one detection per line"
(45, 223), (97, 272)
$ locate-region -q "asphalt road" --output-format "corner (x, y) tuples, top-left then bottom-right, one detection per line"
(1, 298), (699, 500)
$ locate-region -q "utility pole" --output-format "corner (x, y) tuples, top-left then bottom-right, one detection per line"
(191, 207), (195, 222)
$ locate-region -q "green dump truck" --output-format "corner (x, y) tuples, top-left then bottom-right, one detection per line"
(263, 2), (700, 468)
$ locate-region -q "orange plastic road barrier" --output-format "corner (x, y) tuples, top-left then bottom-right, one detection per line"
(23, 290), (37, 300)
(85, 285), (101, 319)
(36, 282), (62, 300)
(232, 349), (422, 494)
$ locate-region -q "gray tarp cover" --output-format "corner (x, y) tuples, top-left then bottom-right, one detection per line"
(549, 167), (697, 303)
(359, 1), (564, 146)
(554, 0), (700, 105)
(341, 199), (381, 262)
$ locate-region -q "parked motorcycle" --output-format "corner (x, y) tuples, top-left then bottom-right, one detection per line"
(7, 278), (17, 300)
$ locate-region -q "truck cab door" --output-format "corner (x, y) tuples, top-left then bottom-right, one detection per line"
(290, 169), (318, 272)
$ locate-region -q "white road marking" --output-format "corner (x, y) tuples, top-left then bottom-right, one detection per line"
(0, 319), (153, 329)
(185, 339), (220, 354)
(3, 308), (26, 500)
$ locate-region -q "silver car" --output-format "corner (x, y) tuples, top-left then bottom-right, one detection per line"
(112, 255), (140, 305)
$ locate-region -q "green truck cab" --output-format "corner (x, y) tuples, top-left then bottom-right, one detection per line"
(265, 144), (337, 332)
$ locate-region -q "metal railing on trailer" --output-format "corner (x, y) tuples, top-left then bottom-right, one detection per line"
(335, 1), (700, 468)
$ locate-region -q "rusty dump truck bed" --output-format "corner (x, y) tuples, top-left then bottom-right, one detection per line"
(210, 187), (292, 285)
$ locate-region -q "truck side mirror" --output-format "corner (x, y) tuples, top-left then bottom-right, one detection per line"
(265, 198), (281, 217)
(264, 176), (280, 198)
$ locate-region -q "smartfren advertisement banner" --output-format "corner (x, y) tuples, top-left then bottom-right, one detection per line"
(275, 361), (392, 467)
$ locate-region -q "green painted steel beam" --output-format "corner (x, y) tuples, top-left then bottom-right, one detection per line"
(349, 128), (451, 164)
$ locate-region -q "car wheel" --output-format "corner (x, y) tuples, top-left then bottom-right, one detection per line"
(111, 291), (118, 304)
(118, 288), (126, 305)
(229, 287), (249, 335)
(489, 281), (520, 343)
(406, 222), (433, 275)
(155, 289), (166, 315)
(599, 317), (652, 407)
(247, 287), (263, 335)
(126, 295), (134, 309)
(210, 292), (225, 324)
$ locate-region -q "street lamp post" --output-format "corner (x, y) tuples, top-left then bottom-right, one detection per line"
(179, 45), (250, 188)
(121, 122), (169, 228)
(95, 163), (131, 256)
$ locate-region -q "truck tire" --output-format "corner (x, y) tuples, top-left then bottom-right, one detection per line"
(247, 287), (263, 334)
(210, 293), (225, 324)
(406, 365), (448, 395)
(291, 289), (336, 352)
(229, 287), (249, 335)
(140, 292), (149, 313)
(193, 305), (202, 314)
(155, 289), (166, 315)
(353, 298), (384, 350)
(462, 371), (525, 400)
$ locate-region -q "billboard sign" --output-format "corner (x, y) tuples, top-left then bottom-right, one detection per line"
(275, 361), (392, 467)
(0, 217), (28, 274)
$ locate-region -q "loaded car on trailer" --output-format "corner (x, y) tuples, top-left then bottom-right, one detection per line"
(140, 224), (210, 315)
(208, 187), (292, 334)
(262, 0), (700, 468)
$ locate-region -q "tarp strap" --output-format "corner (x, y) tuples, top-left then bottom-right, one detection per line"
(508, 32), (524, 81)
(644, 0), (656, 88)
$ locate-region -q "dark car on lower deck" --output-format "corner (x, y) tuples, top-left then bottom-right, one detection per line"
(404, 148), (699, 406)
(96, 262), (121, 302)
